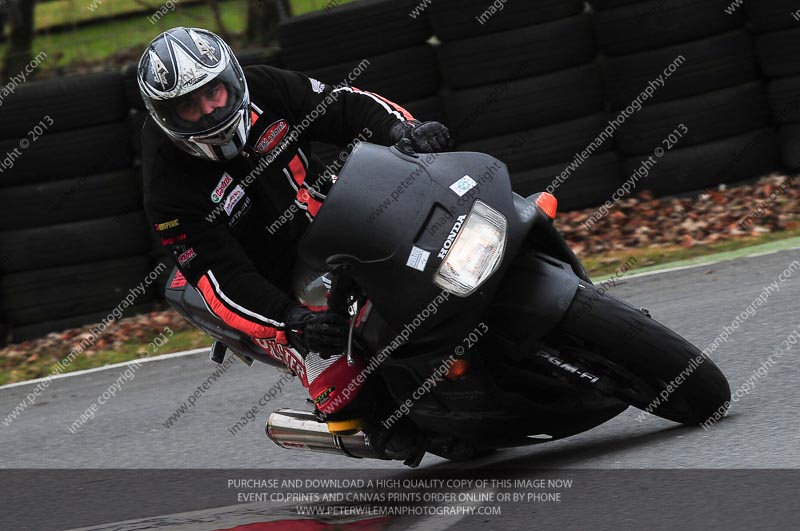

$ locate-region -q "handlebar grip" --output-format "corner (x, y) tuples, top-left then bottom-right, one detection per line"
(327, 274), (356, 313)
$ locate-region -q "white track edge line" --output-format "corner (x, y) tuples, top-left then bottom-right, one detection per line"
(0, 347), (210, 391)
(598, 243), (800, 283)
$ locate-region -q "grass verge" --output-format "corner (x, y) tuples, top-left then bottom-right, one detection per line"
(581, 226), (800, 277)
(34, 0), (355, 29)
(5, 0), (356, 74)
(0, 329), (213, 387)
(291, 0), (358, 15)
(2, 1), (248, 73)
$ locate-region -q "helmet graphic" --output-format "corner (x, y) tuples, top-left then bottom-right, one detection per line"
(137, 27), (251, 161)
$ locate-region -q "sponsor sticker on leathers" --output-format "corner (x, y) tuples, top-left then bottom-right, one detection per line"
(255, 120), (289, 155)
(211, 172), (233, 203)
(154, 218), (180, 231)
(224, 185), (245, 216)
(227, 196), (251, 227)
(177, 247), (196, 265)
(161, 233), (187, 246)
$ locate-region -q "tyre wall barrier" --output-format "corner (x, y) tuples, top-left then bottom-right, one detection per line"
(2, 0), (799, 343)
(0, 71), (157, 344)
(747, 1), (800, 171)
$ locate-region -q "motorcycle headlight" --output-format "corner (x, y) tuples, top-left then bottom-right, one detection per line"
(433, 200), (507, 296)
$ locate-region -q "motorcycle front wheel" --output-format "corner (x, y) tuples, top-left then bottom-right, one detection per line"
(548, 282), (731, 425)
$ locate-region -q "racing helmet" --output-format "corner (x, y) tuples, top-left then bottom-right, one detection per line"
(137, 27), (251, 161)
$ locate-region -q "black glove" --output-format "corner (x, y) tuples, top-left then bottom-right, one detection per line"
(389, 120), (452, 153)
(284, 306), (349, 358)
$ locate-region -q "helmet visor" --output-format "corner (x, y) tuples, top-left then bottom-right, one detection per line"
(150, 63), (245, 137)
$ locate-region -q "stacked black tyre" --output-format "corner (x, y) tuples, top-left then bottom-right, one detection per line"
(593, 0), (782, 196)
(749, 1), (800, 171)
(277, 0), (441, 166)
(434, 0), (621, 210)
(0, 73), (158, 343)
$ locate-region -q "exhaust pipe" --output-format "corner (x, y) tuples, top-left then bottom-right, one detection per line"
(266, 409), (385, 460)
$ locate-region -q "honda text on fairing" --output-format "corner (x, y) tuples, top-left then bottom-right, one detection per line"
(165, 142), (731, 466)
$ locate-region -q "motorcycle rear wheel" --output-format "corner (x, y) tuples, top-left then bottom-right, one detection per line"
(549, 282), (731, 425)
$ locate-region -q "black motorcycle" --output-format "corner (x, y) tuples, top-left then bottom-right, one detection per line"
(165, 142), (731, 467)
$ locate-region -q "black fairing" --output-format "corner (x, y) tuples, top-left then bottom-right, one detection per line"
(161, 143), (628, 452)
(298, 143), (532, 343)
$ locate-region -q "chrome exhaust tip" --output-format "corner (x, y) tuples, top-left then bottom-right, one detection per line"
(266, 408), (385, 460)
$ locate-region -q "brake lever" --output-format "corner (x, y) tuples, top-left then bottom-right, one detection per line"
(328, 273), (360, 366)
(327, 272), (354, 313)
(346, 298), (359, 367)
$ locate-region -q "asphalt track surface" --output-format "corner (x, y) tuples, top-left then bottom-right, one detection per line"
(3, 248), (800, 530)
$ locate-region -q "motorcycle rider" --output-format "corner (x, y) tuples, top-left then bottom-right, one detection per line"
(138, 27), (451, 427)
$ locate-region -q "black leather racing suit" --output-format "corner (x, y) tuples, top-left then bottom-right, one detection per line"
(142, 65), (415, 345)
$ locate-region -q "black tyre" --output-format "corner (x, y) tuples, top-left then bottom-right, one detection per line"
(553, 282), (731, 425)
(9, 302), (158, 343)
(748, 0), (800, 32)
(402, 96), (446, 124)
(430, 0), (583, 42)
(236, 48), (284, 68)
(768, 75), (800, 124)
(0, 123), (133, 187)
(458, 113), (613, 172)
(429, 442), (497, 462)
(446, 64), (605, 142)
(511, 152), (622, 211)
(587, 0), (640, 9)
(616, 82), (771, 156)
(756, 27), (800, 77)
(279, 0), (430, 70)
(0, 169), (141, 230)
(122, 62), (146, 110)
(0, 72), (128, 139)
(306, 45), (439, 103)
(1, 255), (159, 326)
(0, 322), (8, 348)
(620, 129), (782, 197)
(603, 30), (758, 109)
(310, 96), (446, 168)
(593, 0), (745, 56)
(0, 211), (151, 274)
(780, 124), (800, 170)
(129, 108), (148, 163)
(438, 14), (594, 89)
